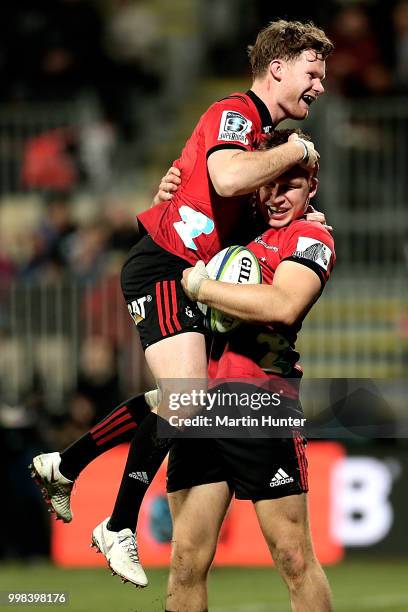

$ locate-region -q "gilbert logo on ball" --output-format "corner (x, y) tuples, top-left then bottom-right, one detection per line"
(198, 246), (262, 333)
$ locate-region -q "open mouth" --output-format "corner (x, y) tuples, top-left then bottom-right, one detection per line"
(301, 94), (315, 106)
(267, 206), (290, 219)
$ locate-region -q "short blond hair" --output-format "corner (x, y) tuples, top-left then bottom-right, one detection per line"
(248, 19), (334, 78)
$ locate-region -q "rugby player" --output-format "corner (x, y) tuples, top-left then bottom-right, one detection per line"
(31, 19), (333, 586)
(165, 129), (335, 612)
(31, 129), (331, 591)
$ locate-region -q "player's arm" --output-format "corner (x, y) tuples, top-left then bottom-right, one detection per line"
(207, 134), (318, 197)
(151, 167), (331, 229)
(182, 260), (322, 326)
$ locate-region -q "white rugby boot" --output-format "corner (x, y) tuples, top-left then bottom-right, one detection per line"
(29, 452), (74, 523)
(91, 518), (148, 588)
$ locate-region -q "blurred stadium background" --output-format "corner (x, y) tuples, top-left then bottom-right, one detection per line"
(1, 1), (407, 610)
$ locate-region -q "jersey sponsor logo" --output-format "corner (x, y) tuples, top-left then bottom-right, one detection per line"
(270, 468), (294, 487)
(254, 235), (279, 251)
(128, 295), (152, 325)
(217, 110), (252, 144)
(293, 237), (332, 271)
(173, 205), (214, 250)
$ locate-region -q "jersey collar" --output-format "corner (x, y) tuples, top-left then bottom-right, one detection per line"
(246, 90), (274, 133)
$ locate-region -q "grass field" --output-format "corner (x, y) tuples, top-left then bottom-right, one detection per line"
(1, 560), (408, 612)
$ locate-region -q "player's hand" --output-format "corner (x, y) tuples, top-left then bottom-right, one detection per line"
(181, 261), (209, 301)
(305, 204), (333, 232)
(289, 133), (320, 170)
(151, 166), (181, 206)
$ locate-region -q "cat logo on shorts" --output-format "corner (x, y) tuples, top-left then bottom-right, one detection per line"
(128, 295), (152, 325)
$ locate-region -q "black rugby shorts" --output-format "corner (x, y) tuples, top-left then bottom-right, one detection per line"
(121, 235), (206, 350)
(167, 432), (308, 501)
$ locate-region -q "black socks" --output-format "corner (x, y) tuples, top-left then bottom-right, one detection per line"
(59, 393), (151, 481)
(107, 413), (173, 533)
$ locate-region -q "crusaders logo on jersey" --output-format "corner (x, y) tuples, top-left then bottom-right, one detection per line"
(217, 110), (252, 144)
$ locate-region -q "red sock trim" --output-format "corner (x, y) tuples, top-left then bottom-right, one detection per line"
(95, 422), (137, 446)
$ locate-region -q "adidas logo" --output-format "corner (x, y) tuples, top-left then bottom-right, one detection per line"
(129, 471), (149, 484)
(269, 468), (294, 487)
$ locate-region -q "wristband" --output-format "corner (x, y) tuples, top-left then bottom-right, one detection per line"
(297, 138), (310, 164)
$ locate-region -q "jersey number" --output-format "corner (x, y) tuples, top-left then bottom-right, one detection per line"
(173, 206), (214, 250)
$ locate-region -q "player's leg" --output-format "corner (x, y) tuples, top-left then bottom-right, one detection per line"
(165, 438), (232, 611)
(166, 483), (231, 612)
(29, 390), (157, 523)
(103, 235), (207, 535)
(60, 388), (158, 481)
(106, 330), (207, 534)
(255, 494), (333, 612)
(89, 383), (168, 588)
(216, 410), (332, 611)
(93, 237), (208, 583)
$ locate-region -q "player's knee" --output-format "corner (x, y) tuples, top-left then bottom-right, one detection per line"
(273, 542), (308, 589)
(169, 558), (209, 588)
(170, 538), (213, 585)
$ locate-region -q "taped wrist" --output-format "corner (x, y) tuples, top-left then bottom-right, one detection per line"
(186, 261), (209, 300)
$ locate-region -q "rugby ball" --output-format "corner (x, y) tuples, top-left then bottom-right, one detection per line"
(198, 245), (262, 333)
